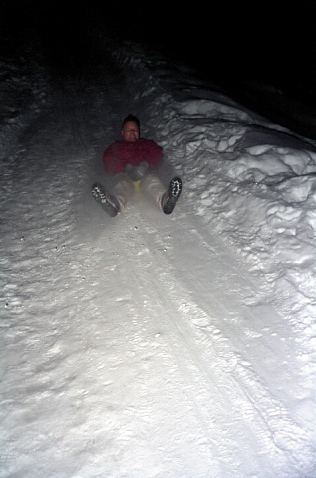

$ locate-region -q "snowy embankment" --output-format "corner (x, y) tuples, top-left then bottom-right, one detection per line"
(1, 38), (315, 477)
(126, 42), (316, 354)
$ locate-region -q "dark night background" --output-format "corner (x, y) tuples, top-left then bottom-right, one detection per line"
(1, 0), (316, 139)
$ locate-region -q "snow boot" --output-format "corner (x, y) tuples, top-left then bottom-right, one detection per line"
(162, 177), (182, 215)
(91, 183), (121, 217)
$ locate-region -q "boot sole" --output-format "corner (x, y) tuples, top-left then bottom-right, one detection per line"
(92, 183), (119, 217)
(163, 177), (182, 215)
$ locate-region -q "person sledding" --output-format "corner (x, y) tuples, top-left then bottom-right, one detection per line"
(92, 114), (182, 217)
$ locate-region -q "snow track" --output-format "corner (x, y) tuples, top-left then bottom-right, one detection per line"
(1, 41), (315, 477)
(76, 196), (313, 477)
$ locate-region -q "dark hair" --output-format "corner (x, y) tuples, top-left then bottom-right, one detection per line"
(122, 114), (140, 129)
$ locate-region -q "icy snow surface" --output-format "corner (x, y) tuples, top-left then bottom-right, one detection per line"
(1, 39), (316, 477)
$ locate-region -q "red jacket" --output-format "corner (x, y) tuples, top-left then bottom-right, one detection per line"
(103, 138), (163, 175)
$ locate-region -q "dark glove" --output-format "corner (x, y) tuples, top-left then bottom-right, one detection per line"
(125, 161), (150, 181)
(137, 161), (150, 178)
(125, 163), (137, 180)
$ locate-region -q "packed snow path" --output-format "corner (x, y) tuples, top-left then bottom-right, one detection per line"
(1, 42), (315, 477)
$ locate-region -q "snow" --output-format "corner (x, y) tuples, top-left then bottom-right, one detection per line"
(1, 36), (316, 478)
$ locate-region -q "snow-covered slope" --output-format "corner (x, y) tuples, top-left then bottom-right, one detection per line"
(1, 39), (315, 477)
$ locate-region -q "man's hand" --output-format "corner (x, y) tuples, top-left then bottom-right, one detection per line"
(137, 161), (150, 178)
(125, 161), (150, 181)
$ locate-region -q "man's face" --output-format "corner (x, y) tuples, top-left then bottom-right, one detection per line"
(121, 121), (140, 142)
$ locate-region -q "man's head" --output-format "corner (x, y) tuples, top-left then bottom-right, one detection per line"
(121, 114), (140, 142)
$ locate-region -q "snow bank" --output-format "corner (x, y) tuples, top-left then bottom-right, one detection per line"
(116, 39), (316, 373)
(111, 38), (316, 460)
